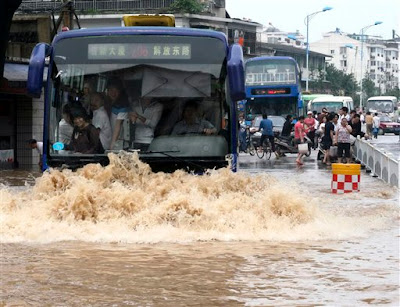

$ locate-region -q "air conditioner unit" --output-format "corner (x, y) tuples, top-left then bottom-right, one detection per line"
(342, 54), (347, 58)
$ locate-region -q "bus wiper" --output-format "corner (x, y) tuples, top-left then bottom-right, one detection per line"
(136, 150), (207, 173)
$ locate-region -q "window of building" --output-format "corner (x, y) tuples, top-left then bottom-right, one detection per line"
(370, 47), (376, 53)
(370, 61), (376, 66)
(370, 74), (376, 80)
(330, 49), (335, 54)
(339, 47), (347, 54)
(340, 60), (347, 67)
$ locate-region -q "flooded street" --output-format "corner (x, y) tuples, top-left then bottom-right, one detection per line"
(1, 152), (399, 306)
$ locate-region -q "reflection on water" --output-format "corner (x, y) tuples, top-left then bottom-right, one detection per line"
(0, 153), (399, 305)
(0, 169), (41, 186)
(2, 233), (399, 306)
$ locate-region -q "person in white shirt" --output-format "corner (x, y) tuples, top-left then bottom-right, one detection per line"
(58, 103), (74, 144)
(372, 113), (381, 139)
(332, 113), (339, 132)
(90, 92), (112, 150)
(129, 97), (163, 151)
(339, 107), (351, 122)
(28, 139), (43, 169)
(106, 78), (130, 150)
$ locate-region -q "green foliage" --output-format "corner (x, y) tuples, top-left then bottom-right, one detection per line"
(311, 64), (398, 107)
(385, 87), (400, 98)
(312, 64), (362, 106)
(167, 0), (205, 14)
(362, 77), (377, 98)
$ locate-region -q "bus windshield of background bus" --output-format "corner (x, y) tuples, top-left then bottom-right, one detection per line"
(367, 100), (394, 113)
(245, 59), (297, 86)
(245, 97), (297, 120)
(48, 35), (229, 158)
(311, 102), (343, 113)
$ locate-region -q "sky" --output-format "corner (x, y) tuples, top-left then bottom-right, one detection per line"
(225, 0), (400, 42)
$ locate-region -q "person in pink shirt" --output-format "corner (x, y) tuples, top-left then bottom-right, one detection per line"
(304, 111), (316, 149)
(294, 115), (306, 165)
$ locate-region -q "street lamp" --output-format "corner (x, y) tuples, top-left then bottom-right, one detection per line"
(304, 6), (333, 92)
(359, 21), (383, 110)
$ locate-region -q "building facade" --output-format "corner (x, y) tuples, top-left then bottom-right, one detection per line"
(259, 26), (330, 90)
(311, 30), (399, 93)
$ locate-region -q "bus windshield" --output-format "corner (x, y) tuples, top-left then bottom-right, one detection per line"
(245, 97), (297, 120)
(311, 102), (343, 113)
(366, 100), (395, 113)
(245, 59), (297, 86)
(48, 35), (230, 167)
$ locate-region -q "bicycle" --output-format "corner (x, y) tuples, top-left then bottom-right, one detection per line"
(241, 126), (256, 156)
(255, 138), (272, 160)
(243, 126), (255, 156)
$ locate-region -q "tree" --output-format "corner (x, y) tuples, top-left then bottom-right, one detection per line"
(362, 77), (376, 99)
(312, 64), (360, 105)
(385, 87), (400, 98)
(167, 0), (205, 14)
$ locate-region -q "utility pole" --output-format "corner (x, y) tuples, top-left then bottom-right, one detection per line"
(62, 0), (73, 30)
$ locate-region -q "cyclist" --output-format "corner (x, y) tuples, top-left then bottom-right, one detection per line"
(255, 113), (278, 159)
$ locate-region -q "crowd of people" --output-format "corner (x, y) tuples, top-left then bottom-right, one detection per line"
(239, 106), (380, 166)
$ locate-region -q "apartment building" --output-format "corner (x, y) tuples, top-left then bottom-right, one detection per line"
(311, 30), (399, 93)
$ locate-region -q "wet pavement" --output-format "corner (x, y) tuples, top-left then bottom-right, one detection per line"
(368, 134), (400, 158)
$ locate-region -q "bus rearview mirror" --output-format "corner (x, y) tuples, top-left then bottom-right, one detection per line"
(27, 43), (49, 98)
(227, 44), (246, 102)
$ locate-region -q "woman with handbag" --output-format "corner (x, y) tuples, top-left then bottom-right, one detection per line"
(335, 117), (353, 164)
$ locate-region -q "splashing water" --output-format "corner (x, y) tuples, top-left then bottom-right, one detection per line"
(0, 153), (397, 243)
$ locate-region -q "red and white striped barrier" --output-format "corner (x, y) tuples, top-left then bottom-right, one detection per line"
(331, 174), (360, 194)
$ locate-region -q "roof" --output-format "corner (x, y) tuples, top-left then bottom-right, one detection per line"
(367, 96), (397, 101)
(53, 26), (228, 45)
(312, 96), (353, 103)
(4, 62), (30, 81)
(246, 56), (296, 63)
(260, 42), (332, 58)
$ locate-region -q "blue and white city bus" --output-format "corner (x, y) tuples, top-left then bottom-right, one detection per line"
(244, 56), (302, 125)
(27, 15), (245, 173)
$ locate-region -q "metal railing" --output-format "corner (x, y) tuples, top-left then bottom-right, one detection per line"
(353, 138), (399, 188)
(18, 0), (175, 12)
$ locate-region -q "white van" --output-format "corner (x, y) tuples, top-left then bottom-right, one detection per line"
(308, 96), (354, 113)
(366, 96), (398, 115)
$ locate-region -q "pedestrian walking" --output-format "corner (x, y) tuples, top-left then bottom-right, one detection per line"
(365, 112), (373, 138)
(294, 116), (306, 165)
(372, 113), (380, 139)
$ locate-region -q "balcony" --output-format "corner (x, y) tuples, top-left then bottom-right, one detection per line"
(18, 0), (176, 12)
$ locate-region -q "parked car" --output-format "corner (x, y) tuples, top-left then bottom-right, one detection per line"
(249, 115), (286, 146)
(379, 115), (400, 135)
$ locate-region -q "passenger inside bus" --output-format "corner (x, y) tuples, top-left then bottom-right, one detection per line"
(171, 99), (217, 135)
(90, 92), (112, 150)
(106, 78), (130, 150)
(129, 96), (163, 151)
(65, 106), (104, 154)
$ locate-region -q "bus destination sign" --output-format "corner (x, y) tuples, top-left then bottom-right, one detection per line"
(88, 43), (191, 60)
(251, 88), (291, 95)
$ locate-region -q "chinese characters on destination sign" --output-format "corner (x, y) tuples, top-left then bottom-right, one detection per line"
(88, 44), (191, 60)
